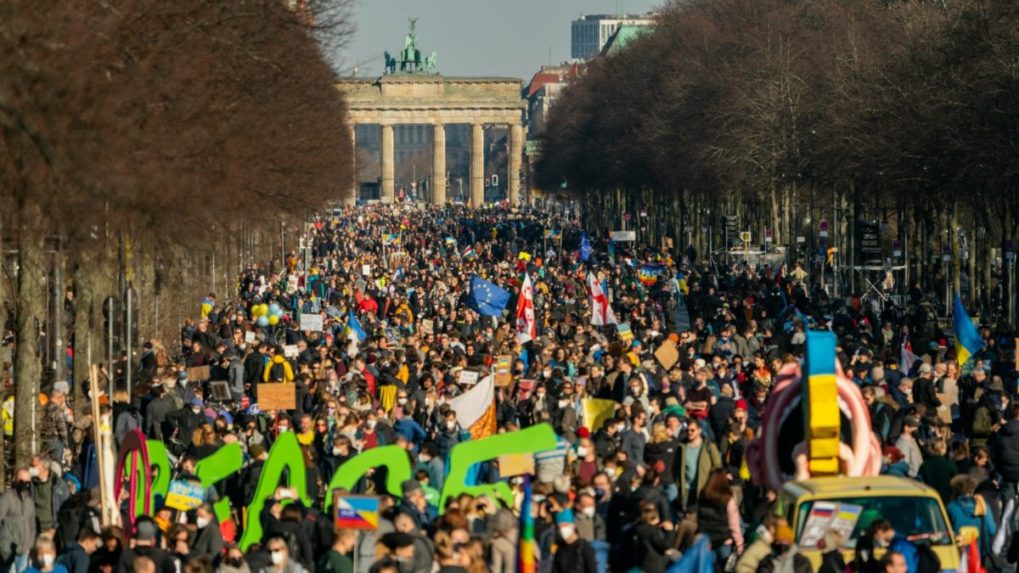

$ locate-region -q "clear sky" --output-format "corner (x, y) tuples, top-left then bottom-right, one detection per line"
(336, 0), (662, 81)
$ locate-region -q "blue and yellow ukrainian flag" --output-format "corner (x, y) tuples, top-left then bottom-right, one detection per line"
(953, 294), (983, 367)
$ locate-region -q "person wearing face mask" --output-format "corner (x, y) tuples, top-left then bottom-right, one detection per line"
(415, 443), (445, 494)
(574, 493), (606, 543)
(553, 382), (579, 443)
(435, 410), (462, 460)
(258, 535), (308, 573)
(550, 510), (597, 573)
(593, 416), (626, 460)
(756, 524), (811, 573)
(217, 544), (251, 573)
(0, 469), (37, 573)
(27, 455), (69, 539)
(23, 535), (66, 573)
(622, 376), (650, 415)
(190, 504), (223, 563)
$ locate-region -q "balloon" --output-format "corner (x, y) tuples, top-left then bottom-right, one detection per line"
(269, 303), (282, 316)
(259, 304), (269, 316)
(256, 316), (269, 327)
(268, 314), (280, 326)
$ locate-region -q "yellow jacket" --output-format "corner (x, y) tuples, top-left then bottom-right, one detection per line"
(262, 355), (295, 383)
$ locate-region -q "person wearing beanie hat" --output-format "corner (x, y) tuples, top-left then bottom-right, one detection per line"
(551, 509), (597, 573)
(757, 523), (811, 573)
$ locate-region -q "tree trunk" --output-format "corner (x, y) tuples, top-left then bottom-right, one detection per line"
(14, 200), (47, 468)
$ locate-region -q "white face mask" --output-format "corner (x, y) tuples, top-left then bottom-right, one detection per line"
(558, 399), (570, 408)
(278, 426), (290, 433)
(446, 421), (456, 431)
(397, 397), (408, 405)
(581, 506), (596, 518)
(367, 419), (377, 429)
(558, 525), (576, 540)
(576, 446), (589, 458)
(196, 516), (210, 529)
(28, 467), (39, 478)
(41, 555), (55, 569)
(333, 447), (343, 456)
(271, 551), (285, 565)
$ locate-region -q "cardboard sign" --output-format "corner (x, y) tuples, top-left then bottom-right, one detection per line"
(334, 495), (380, 530)
(244, 331), (256, 343)
(420, 319), (434, 335)
(299, 314), (323, 332)
(458, 370), (480, 386)
(165, 480), (205, 511)
(283, 344), (299, 358)
(654, 340), (680, 370)
(209, 381), (232, 401)
(187, 365), (210, 382)
(517, 379), (536, 401)
(617, 322), (634, 344)
(498, 453), (535, 477)
(258, 383), (297, 410)
(494, 355), (514, 387)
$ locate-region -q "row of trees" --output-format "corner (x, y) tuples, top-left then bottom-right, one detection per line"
(1, 0), (354, 469)
(536, 0), (1019, 315)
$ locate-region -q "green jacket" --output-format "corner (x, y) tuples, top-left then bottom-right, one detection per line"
(677, 439), (722, 508)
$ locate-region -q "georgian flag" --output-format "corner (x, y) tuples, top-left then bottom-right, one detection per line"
(587, 272), (617, 326)
(516, 274), (536, 344)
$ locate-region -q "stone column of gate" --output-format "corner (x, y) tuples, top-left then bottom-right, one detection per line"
(432, 123), (446, 205)
(345, 125), (357, 206)
(508, 122), (523, 205)
(380, 123), (395, 204)
(470, 122), (485, 207)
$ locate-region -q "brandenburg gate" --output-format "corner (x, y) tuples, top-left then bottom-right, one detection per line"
(337, 21), (526, 205)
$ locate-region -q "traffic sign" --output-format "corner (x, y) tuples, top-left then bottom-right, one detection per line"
(819, 219), (829, 238)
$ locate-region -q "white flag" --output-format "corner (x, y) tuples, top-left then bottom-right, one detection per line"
(516, 274), (536, 344)
(587, 272), (617, 326)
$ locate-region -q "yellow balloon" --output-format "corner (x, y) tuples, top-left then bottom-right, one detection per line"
(259, 304), (269, 316)
(268, 314), (280, 326)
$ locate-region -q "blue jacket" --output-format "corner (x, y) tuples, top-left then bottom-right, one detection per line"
(394, 417), (427, 445)
(947, 496), (996, 555)
(890, 536), (919, 573)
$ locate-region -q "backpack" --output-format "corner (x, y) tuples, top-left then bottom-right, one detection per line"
(269, 361), (287, 382)
(914, 543), (941, 573)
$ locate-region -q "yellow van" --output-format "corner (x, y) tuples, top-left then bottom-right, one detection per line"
(777, 476), (959, 571)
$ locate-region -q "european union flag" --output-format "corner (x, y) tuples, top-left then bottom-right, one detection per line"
(579, 232), (593, 262)
(468, 275), (510, 317)
(346, 310), (367, 342)
(953, 293), (983, 366)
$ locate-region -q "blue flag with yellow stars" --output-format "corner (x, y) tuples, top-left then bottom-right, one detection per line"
(468, 275), (510, 317)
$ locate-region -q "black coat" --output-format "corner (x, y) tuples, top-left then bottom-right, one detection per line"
(992, 419), (1019, 483)
(551, 539), (597, 573)
(633, 522), (677, 573)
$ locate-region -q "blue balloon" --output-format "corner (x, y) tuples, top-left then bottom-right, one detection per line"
(256, 316), (269, 327)
(269, 303), (282, 316)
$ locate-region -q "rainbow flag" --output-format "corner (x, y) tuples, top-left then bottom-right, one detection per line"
(953, 294), (983, 367)
(518, 475), (536, 573)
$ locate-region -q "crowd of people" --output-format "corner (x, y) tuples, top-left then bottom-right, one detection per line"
(1, 203), (1018, 573)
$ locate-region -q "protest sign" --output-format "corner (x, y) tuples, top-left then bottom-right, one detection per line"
(258, 384), (296, 410)
(458, 369), (480, 386)
(654, 340), (679, 370)
(498, 453), (535, 477)
(187, 365), (210, 382)
(617, 322), (634, 344)
(494, 355), (514, 387)
(283, 344), (299, 358)
(165, 480), (205, 511)
(299, 314), (323, 332)
(334, 495), (380, 530)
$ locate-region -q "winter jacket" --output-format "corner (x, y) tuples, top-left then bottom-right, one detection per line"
(947, 495), (996, 556)
(550, 538), (597, 573)
(757, 552), (813, 573)
(991, 419), (1019, 483)
(632, 522), (677, 573)
(263, 355), (295, 383)
(0, 487), (36, 556)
